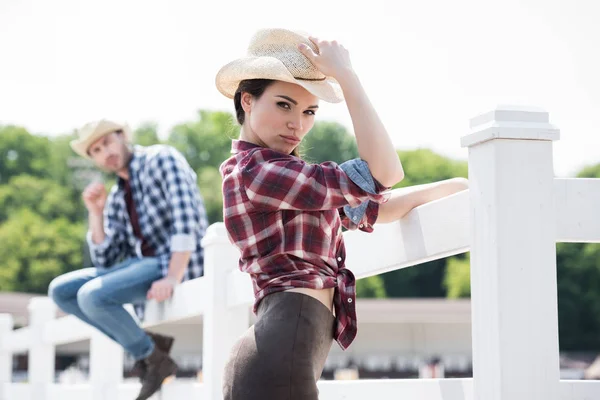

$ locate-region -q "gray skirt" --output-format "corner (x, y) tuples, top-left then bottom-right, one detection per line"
(223, 291), (335, 400)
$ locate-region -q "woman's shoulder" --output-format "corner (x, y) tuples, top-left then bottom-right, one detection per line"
(220, 147), (291, 174)
(221, 146), (313, 182)
(246, 147), (296, 162)
(237, 147), (307, 172)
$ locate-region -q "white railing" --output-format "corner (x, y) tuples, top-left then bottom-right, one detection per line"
(1, 106), (600, 400)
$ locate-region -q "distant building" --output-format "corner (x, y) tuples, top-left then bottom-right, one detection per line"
(1, 293), (593, 381)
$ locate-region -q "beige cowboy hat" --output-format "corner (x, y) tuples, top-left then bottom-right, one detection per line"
(215, 28), (344, 103)
(70, 119), (132, 159)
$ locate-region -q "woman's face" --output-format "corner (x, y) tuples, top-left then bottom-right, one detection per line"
(241, 81), (319, 154)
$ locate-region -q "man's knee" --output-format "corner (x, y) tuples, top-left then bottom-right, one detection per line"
(48, 275), (67, 304)
(77, 282), (106, 315)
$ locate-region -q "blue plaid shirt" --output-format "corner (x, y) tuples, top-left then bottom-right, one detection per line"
(86, 145), (208, 317)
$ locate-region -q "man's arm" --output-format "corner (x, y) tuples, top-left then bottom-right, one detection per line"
(147, 148), (203, 302)
(83, 183), (127, 267)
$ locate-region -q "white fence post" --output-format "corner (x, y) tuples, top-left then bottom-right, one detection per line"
(462, 106), (561, 400)
(0, 314), (13, 400)
(89, 330), (123, 400)
(202, 223), (250, 400)
(28, 297), (56, 400)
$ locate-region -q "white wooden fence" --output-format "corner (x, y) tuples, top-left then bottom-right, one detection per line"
(1, 106), (600, 400)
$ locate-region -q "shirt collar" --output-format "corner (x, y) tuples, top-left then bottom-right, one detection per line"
(231, 140), (262, 154)
(118, 146), (142, 189)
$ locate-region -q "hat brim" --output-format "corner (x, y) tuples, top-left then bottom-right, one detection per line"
(215, 56), (344, 104)
(70, 125), (132, 159)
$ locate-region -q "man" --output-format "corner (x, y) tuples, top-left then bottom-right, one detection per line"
(48, 119), (208, 400)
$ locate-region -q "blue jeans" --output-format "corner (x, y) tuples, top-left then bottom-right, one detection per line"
(48, 257), (163, 360)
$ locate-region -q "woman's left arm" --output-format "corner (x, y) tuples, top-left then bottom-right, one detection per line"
(299, 38), (404, 188)
(376, 178), (469, 223)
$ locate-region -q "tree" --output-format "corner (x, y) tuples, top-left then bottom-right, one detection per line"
(0, 125), (52, 184)
(443, 254), (471, 298)
(301, 121), (359, 164)
(134, 123), (162, 146)
(381, 149), (469, 298)
(0, 209), (85, 294)
(356, 275), (387, 298)
(0, 175), (82, 223)
(393, 148), (468, 189)
(167, 110), (238, 172)
(554, 164), (600, 350)
(197, 166), (224, 224)
(577, 163), (600, 178)
(382, 261), (449, 298)
(47, 133), (79, 187)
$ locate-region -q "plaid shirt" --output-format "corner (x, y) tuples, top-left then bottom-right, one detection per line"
(87, 145), (208, 318)
(220, 140), (389, 350)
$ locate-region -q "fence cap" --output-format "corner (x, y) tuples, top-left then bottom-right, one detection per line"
(27, 297), (57, 312)
(461, 105), (560, 148)
(201, 222), (231, 247)
(0, 314), (14, 329)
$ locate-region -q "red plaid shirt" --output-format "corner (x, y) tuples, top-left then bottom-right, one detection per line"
(220, 140), (389, 349)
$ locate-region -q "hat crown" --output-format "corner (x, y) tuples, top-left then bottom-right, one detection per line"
(78, 120), (101, 139)
(70, 119), (129, 159)
(78, 119), (120, 139)
(247, 29), (325, 81)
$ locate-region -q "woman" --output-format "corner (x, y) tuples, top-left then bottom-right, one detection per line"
(216, 28), (468, 399)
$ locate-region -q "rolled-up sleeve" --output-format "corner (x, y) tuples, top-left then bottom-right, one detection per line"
(241, 149), (388, 212)
(339, 159), (390, 232)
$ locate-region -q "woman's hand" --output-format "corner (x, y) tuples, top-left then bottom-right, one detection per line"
(298, 37), (354, 81)
(300, 34), (404, 188)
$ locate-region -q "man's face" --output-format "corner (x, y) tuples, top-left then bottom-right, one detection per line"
(87, 131), (130, 172)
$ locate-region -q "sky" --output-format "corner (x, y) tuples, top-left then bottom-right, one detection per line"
(1, 0), (599, 176)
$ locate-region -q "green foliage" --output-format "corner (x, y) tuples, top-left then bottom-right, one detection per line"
(0, 125), (53, 184)
(356, 275), (387, 298)
(381, 260), (448, 298)
(0, 209), (84, 293)
(379, 149), (468, 298)
(47, 133), (78, 186)
(394, 148), (468, 188)
(197, 166), (224, 224)
(576, 163), (600, 178)
(134, 123), (162, 146)
(167, 110), (238, 171)
(0, 175), (81, 223)
(555, 243), (600, 350)
(443, 254), (471, 298)
(301, 121), (359, 164)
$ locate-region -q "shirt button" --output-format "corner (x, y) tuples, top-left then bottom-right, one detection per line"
(337, 257), (342, 262)
(348, 298), (353, 303)
(359, 224), (364, 228)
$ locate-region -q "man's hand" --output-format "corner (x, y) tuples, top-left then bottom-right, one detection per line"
(149, 252), (190, 302)
(83, 182), (107, 216)
(147, 277), (178, 302)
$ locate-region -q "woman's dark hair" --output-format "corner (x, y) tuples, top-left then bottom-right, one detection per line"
(234, 79), (274, 125)
(234, 79), (301, 157)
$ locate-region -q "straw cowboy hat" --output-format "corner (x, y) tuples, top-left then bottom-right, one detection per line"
(70, 119), (132, 159)
(215, 28), (344, 103)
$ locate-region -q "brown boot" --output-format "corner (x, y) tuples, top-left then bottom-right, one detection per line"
(132, 331), (175, 381)
(135, 346), (177, 400)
